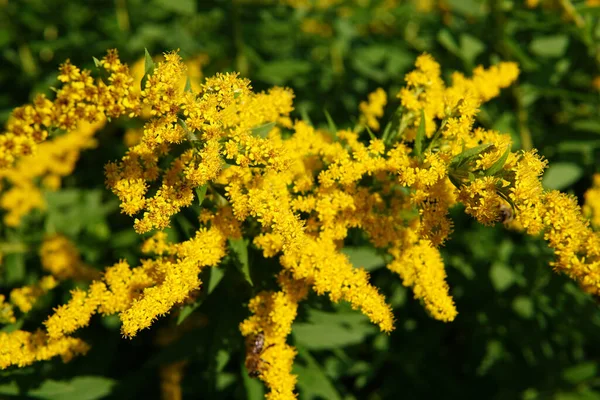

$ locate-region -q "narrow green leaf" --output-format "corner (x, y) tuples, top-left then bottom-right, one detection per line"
(196, 184), (208, 207)
(251, 122), (276, 138)
(177, 300), (203, 325)
(460, 33), (485, 65)
(0, 319), (23, 333)
(448, 174), (463, 189)
(364, 125), (376, 141)
(381, 120), (393, 143)
(4, 253), (25, 285)
(228, 238), (252, 286)
(450, 143), (493, 168)
(414, 109), (426, 157)
(242, 361), (265, 400)
(324, 109), (337, 137)
(294, 349), (342, 400)
(299, 106), (312, 126)
(484, 145), (511, 176)
(141, 48), (156, 91)
(92, 57), (102, 68)
(184, 76), (192, 93)
(28, 377), (116, 400)
(208, 266), (225, 294)
(437, 29), (460, 56)
(572, 119), (600, 133)
(178, 118), (198, 142)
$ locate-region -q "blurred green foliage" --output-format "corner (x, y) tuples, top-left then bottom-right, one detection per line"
(2, 0), (600, 399)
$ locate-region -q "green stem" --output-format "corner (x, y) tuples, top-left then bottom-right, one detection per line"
(514, 86), (533, 151)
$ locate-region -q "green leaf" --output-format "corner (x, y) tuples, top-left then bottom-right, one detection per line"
(364, 125), (376, 141)
(28, 377), (115, 400)
(437, 29), (460, 56)
(299, 105), (312, 126)
(0, 381), (19, 396)
(489, 262), (515, 292)
(484, 145), (511, 176)
(4, 253), (25, 285)
(208, 266), (225, 294)
(562, 362), (597, 384)
(196, 184), (208, 207)
(293, 323), (376, 350)
(293, 311), (377, 350)
(449, 143), (493, 168)
(228, 238), (252, 286)
(184, 76), (192, 93)
(529, 35), (569, 58)
(251, 122), (276, 138)
(414, 109), (426, 157)
(176, 300), (203, 325)
(140, 48), (155, 91)
(294, 349), (342, 400)
(460, 34), (485, 65)
(1, 320), (23, 333)
(512, 296), (534, 319)
(572, 119), (600, 133)
(178, 118), (198, 142)
(92, 57), (101, 68)
(324, 109), (337, 137)
(242, 361), (265, 400)
(542, 163), (583, 190)
(341, 247), (386, 271)
(477, 340), (504, 376)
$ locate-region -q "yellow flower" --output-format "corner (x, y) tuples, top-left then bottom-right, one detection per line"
(240, 273), (309, 400)
(40, 234), (101, 280)
(389, 240), (457, 322)
(10, 276), (58, 314)
(0, 330), (89, 369)
(0, 49), (138, 169)
(0, 120), (104, 226)
(583, 174), (600, 229)
(359, 88), (387, 131)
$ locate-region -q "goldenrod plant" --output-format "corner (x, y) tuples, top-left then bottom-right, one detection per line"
(1, 48), (599, 399)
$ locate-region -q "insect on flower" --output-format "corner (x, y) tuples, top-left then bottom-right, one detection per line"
(244, 332), (272, 378)
(499, 202), (514, 224)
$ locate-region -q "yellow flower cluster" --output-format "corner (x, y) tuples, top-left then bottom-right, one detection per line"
(3, 49), (600, 400)
(0, 330), (89, 369)
(40, 234), (101, 280)
(239, 273), (309, 400)
(43, 222), (226, 341)
(0, 120), (104, 226)
(0, 236), (96, 324)
(10, 275), (58, 314)
(584, 173), (600, 229)
(0, 49), (139, 169)
(104, 52), (294, 234)
(359, 88), (387, 131)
